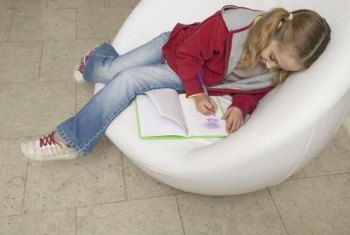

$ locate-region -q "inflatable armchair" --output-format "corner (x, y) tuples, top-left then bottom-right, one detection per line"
(95, 0), (350, 195)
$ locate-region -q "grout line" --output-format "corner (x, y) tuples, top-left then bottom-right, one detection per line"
(4, 37), (108, 43)
(75, 8), (78, 40)
(0, 191), (187, 219)
(0, 78), (79, 85)
(175, 194), (187, 235)
(0, 193), (184, 220)
(285, 171), (350, 182)
(75, 207), (78, 235)
(72, 193), (180, 211)
(2, 38), (43, 43)
(121, 152), (129, 200)
(267, 188), (290, 235)
(6, 8), (15, 42)
(20, 159), (30, 216)
(37, 40), (44, 82)
(1, 206), (76, 219)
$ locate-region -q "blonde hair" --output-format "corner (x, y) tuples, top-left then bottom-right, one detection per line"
(240, 8), (331, 85)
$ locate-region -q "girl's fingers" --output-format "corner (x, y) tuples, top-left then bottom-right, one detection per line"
(239, 119), (244, 128)
(226, 115), (244, 134)
(222, 107), (234, 120)
(198, 103), (212, 115)
(210, 99), (218, 112)
(229, 119), (237, 133)
(226, 116), (235, 133)
(222, 109), (229, 119)
(203, 101), (216, 115)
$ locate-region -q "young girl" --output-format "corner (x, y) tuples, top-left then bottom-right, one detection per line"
(21, 5), (331, 161)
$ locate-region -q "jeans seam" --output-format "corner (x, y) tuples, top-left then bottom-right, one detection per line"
(56, 127), (86, 155)
(80, 96), (133, 154)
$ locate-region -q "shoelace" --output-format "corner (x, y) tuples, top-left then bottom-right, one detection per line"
(39, 131), (62, 148)
(78, 50), (93, 73)
(78, 57), (86, 73)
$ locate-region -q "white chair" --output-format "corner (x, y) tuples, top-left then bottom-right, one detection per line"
(95, 0), (350, 195)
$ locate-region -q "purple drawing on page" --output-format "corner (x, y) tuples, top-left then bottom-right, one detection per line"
(202, 117), (220, 129)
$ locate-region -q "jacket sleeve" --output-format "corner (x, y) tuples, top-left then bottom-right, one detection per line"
(230, 91), (269, 119)
(173, 14), (228, 97)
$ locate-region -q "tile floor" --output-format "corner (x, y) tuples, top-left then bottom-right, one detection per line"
(0, 0), (350, 234)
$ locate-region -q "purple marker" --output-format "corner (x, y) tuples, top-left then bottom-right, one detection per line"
(196, 69), (215, 117)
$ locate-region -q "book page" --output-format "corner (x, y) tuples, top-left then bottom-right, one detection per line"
(178, 95), (228, 137)
(145, 89), (187, 130)
(136, 89), (188, 137)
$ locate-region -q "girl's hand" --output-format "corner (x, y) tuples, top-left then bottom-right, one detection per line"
(191, 94), (217, 115)
(222, 106), (244, 134)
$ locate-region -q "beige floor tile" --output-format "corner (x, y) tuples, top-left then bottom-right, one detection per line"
(77, 196), (184, 235)
(24, 137), (125, 213)
(0, 41), (41, 83)
(9, 9), (42, 41)
(40, 39), (103, 82)
(0, 139), (28, 217)
(77, 7), (107, 39)
(0, 208), (75, 235)
(123, 157), (180, 200)
(270, 174), (350, 235)
(48, 0), (104, 9)
(301, 128), (350, 177)
(77, 7), (132, 40)
(9, 8), (75, 41)
(106, 8), (133, 41)
(288, 168), (307, 180)
(0, 0), (10, 9)
(105, 0), (140, 9)
(0, 0), (46, 9)
(288, 128), (350, 180)
(0, 81), (76, 138)
(177, 190), (287, 235)
(10, 0), (47, 9)
(0, 9), (13, 42)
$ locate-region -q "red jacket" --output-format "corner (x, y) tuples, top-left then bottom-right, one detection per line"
(162, 6), (273, 118)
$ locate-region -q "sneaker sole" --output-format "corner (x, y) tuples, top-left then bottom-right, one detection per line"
(20, 143), (78, 161)
(25, 154), (77, 161)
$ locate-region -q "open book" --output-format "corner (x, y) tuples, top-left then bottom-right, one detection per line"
(135, 88), (228, 139)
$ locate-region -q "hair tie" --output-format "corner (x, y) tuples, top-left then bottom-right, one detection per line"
(283, 12), (293, 22)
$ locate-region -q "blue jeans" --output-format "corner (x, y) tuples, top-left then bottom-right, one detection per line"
(57, 32), (184, 155)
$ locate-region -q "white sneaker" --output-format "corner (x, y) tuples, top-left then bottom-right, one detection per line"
(72, 45), (99, 83)
(20, 131), (78, 161)
(73, 62), (85, 83)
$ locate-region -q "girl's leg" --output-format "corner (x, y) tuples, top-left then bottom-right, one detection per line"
(58, 64), (184, 155)
(83, 32), (171, 84)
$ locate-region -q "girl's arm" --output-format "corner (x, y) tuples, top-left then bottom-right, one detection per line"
(221, 88), (271, 133)
(172, 13), (227, 97)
